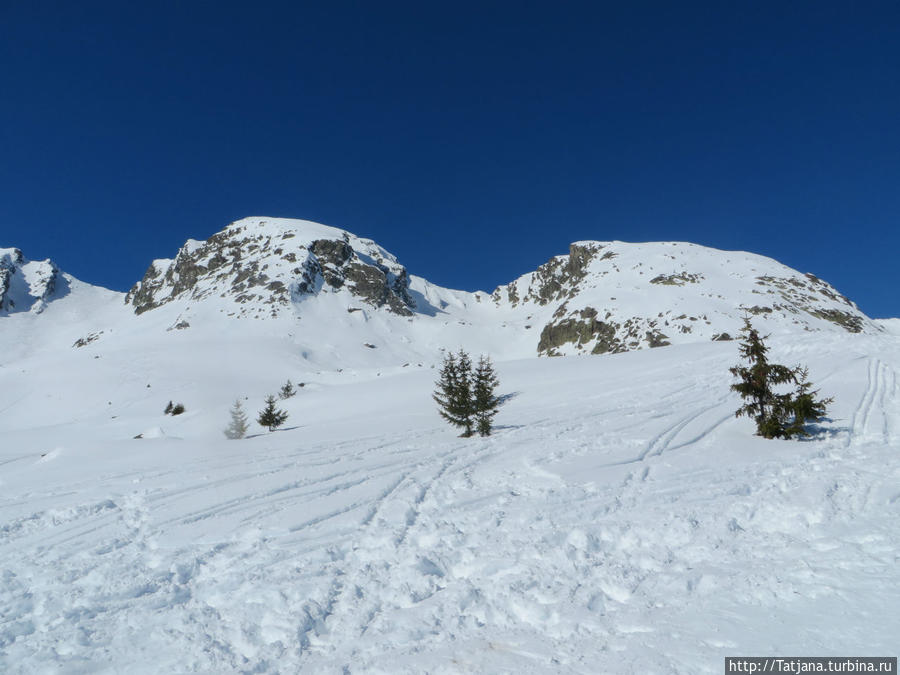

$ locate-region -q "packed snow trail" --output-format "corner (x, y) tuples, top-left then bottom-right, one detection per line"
(1, 336), (899, 673)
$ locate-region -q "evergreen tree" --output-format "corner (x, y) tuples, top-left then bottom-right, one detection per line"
(784, 367), (834, 438)
(279, 379), (296, 399)
(473, 355), (500, 437)
(224, 399), (249, 439)
(730, 318), (831, 439)
(433, 350), (475, 437)
(164, 400), (185, 415)
(257, 395), (289, 432)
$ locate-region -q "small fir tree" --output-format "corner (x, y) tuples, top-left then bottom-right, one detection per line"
(784, 367), (833, 438)
(257, 395), (289, 432)
(164, 400), (174, 415)
(730, 318), (831, 439)
(224, 399), (249, 439)
(473, 355), (500, 437)
(433, 350), (475, 437)
(279, 380), (296, 399)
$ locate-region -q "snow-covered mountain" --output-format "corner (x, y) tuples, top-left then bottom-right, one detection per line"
(1, 217), (898, 673)
(0, 247), (66, 315)
(122, 218), (876, 351)
(0, 215), (884, 435)
(491, 239), (874, 355)
(4, 217), (877, 366)
(124, 218), (417, 319)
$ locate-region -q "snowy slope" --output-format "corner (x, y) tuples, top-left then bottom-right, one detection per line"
(1, 331), (898, 673)
(1, 218), (897, 673)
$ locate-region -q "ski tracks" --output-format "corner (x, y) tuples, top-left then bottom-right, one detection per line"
(849, 357), (898, 447)
(598, 396), (734, 516)
(302, 450), (461, 653)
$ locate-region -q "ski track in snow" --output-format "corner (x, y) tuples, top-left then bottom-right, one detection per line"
(2, 339), (900, 673)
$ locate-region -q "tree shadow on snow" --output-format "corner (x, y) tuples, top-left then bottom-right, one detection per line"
(796, 418), (846, 441)
(492, 423), (526, 432)
(498, 391), (521, 405)
(244, 426), (303, 438)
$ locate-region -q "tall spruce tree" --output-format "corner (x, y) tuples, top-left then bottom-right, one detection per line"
(730, 318), (831, 439)
(224, 399), (249, 439)
(473, 355), (500, 437)
(257, 395), (289, 432)
(433, 350), (475, 437)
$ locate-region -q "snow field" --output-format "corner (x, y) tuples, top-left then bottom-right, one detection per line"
(1, 335), (899, 673)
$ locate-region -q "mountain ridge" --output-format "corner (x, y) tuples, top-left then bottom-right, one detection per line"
(1, 217), (882, 366)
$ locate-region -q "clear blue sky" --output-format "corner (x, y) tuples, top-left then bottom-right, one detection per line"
(2, 1), (898, 317)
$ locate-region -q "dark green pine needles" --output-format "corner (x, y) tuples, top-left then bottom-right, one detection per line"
(434, 349), (502, 437)
(473, 355), (501, 437)
(257, 395), (289, 432)
(730, 318), (832, 439)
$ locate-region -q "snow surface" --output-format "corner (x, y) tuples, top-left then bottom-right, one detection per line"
(1, 323), (898, 672)
(1, 220), (897, 672)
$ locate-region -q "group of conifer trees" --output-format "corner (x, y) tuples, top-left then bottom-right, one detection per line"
(222, 318), (829, 443)
(431, 320), (832, 441)
(433, 349), (502, 437)
(224, 379), (295, 439)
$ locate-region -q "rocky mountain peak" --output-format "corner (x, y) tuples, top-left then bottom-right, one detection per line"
(0, 247), (64, 315)
(491, 240), (877, 356)
(124, 217), (416, 318)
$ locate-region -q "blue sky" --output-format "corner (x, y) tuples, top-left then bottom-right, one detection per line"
(2, 1), (898, 317)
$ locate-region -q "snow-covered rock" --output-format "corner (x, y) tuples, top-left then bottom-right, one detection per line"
(124, 218), (416, 318)
(491, 240), (878, 355)
(0, 247), (65, 315)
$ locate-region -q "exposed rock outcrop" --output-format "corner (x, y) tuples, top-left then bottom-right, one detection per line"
(125, 218), (415, 317)
(0, 249), (23, 311)
(492, 243), (604, 307)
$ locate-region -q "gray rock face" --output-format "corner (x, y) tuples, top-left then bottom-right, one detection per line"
(125, 219), (416, 317)
(537, 307), (620, 356)
(492, 243), (603, 307)
(307, 239), (414, 316)
(537, 306), (672, 356)
(0, 249), (23, 311)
